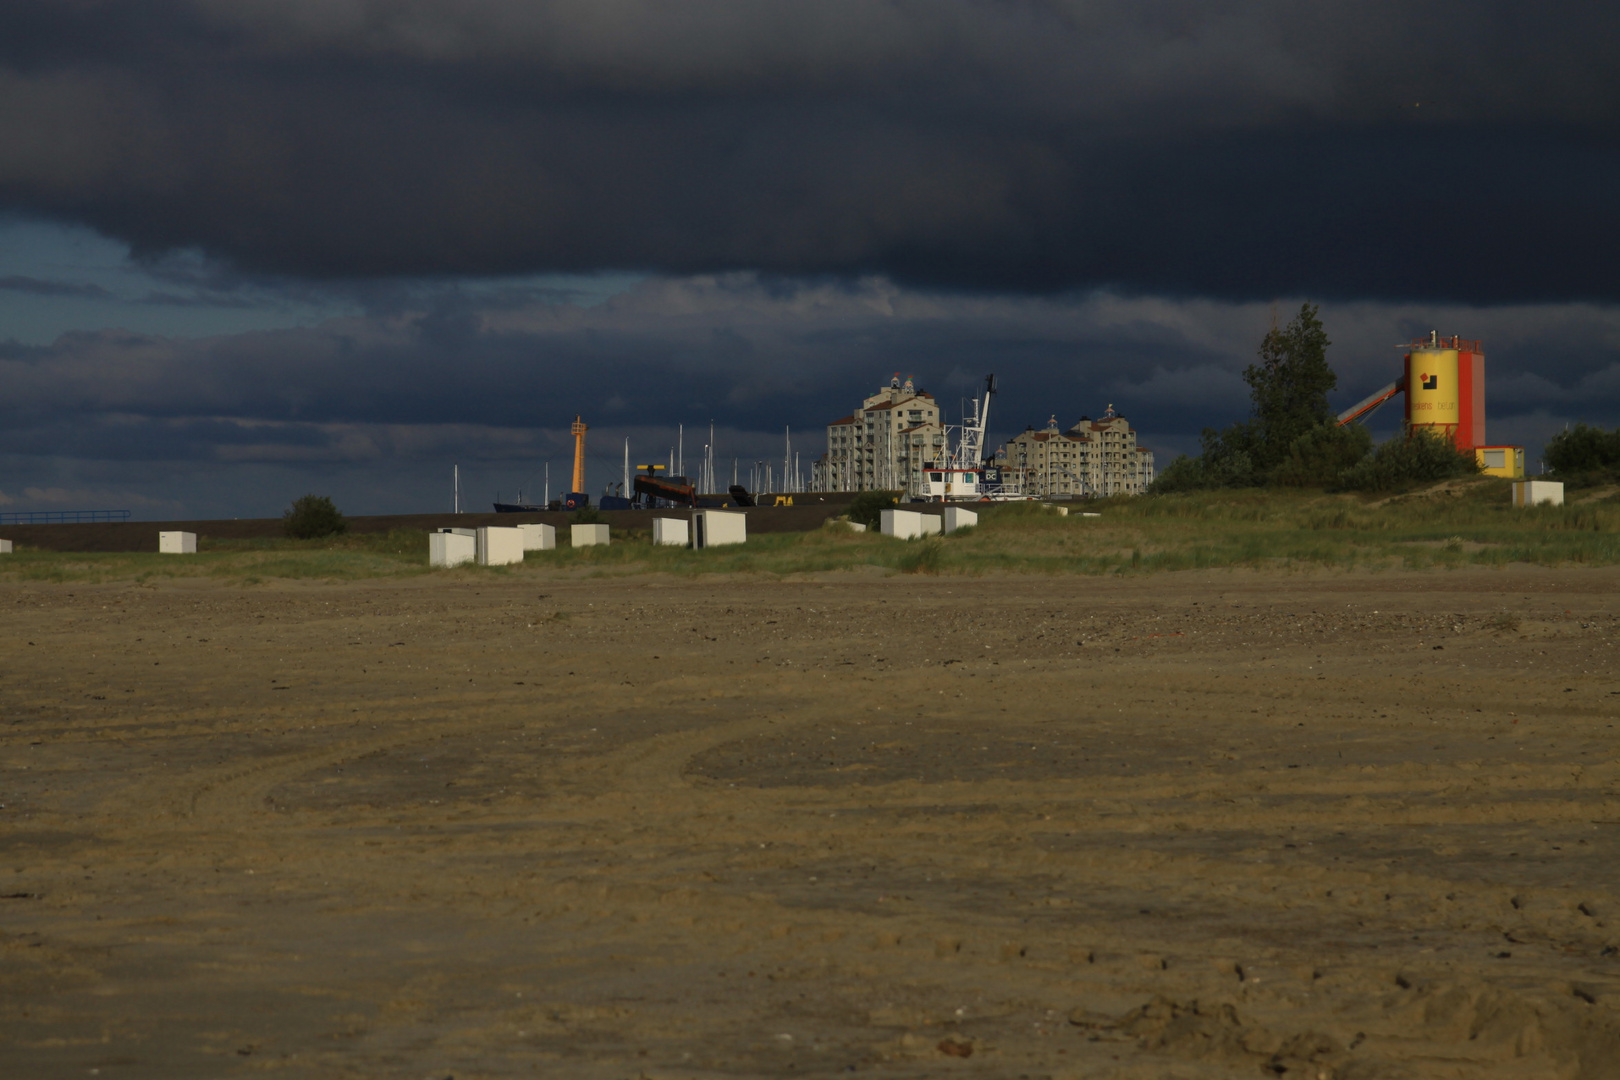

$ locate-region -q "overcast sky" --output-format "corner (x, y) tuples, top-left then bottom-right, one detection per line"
(2, 1), (1616, 518)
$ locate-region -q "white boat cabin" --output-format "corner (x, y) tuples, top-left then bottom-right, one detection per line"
(917, 467), (982, 501)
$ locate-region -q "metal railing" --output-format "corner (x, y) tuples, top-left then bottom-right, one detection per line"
(0, 509), (132, 525)
(1407, 336), (1483, 353)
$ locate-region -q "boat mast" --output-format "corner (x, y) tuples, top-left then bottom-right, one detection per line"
(958, 374), (996, 470)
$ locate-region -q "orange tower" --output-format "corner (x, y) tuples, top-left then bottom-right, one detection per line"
(570, 415), (588, 494)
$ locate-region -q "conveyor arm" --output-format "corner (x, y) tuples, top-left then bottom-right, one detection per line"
(1336, 376), (1405, 426)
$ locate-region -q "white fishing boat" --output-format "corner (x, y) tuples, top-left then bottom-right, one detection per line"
(913, 375), (1029, 501)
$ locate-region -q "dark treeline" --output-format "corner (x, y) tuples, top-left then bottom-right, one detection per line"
(1545, 424), (1620, 482)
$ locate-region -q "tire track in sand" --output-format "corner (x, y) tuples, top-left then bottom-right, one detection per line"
(153, 691), (597, 823)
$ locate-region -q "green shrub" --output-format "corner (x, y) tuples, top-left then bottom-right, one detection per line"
(1148, 454), (1209, 494)
(1149, 425), (1265, 493)
(570, 505), (603, 525)
(1337, 428), (1481, 492)
(283, 494), (348, 539)
(1545, 423), (1620, 476)
(847, 490), (900, 527)
(1271, 422), (1372, 487)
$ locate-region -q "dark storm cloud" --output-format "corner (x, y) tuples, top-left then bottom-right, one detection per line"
(4, 274), (1618, 465)
(3, 273), (1619, 517)
(0, 1), (1615, 301)
(138, 291), (265, 308)
(0, 274), (112, 299)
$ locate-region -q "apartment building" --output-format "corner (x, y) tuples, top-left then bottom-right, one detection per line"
(994, 406), (1155, 497)
(815, 375), (945, 492)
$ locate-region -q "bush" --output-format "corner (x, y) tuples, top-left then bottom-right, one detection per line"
(1199, 441), (1261, 489)
(1148, 454), (1209, 494)
(1149, 426), (1263, 493)
(1545, 423), (1620, 476)
(846, 490), (900, 527)
(283, 494), (348, 539)
(1270, 422), (1372, 487)
(1336, 428), (1481, 492)
(569, 505), (603, 525)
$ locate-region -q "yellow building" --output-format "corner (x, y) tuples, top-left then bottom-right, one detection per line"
(1475, 445), (1525, 479)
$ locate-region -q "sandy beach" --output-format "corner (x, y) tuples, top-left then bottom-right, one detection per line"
(3, 565), (1618, 1078)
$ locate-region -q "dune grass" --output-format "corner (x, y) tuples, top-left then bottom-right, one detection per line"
(0, 529), (432, 585)
(4, 480), (1618, 584)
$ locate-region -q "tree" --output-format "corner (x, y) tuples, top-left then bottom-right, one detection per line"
(1148, 302), (1359, 493)
(846, 490), (899, 527)
(1544, 423), (1620, 476)
(283, 494), (347, 539)
(1244, 303), (1337, 471)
